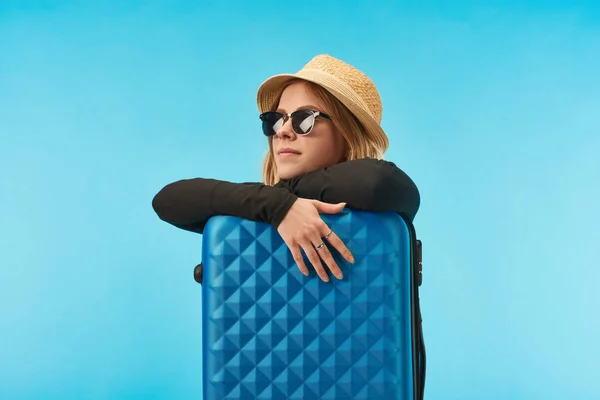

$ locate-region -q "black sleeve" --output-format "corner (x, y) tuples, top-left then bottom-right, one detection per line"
(152, 178), (298, 234)
(279, 158), (421, 221)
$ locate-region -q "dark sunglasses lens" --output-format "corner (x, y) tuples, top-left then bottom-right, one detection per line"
(291, 110), (316, 135)
(261, 112), (284, 136)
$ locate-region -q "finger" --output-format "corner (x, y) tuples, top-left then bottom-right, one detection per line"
(311, 200), (346, 214)
(289, 244), (310, 276)
(313, 238), (343, 280)
(300, 239), (330, 282)
(324, 229), (354, 264)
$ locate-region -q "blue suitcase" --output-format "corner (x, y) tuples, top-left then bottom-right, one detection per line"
(198, 209), (425, 400)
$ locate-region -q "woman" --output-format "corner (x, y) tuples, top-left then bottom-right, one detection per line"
(152, 54), (420, 283)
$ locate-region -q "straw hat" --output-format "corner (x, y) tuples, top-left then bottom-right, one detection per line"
(256, 54), (389, 152)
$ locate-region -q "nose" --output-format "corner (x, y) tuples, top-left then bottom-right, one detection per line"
(275, 116), (296, 139)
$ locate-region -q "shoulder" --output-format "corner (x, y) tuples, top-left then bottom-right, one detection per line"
(330, 158), (415, 183)
(329, 157), (401, 171)
(288, 157), (417, 187)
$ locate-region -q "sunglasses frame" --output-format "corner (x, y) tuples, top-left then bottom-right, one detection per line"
(259, 109), (331, 137)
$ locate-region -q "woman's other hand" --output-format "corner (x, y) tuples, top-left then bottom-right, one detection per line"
(277, 198), (354, 282)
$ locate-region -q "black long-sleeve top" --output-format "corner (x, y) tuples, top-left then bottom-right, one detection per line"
(152, 158), (420, 234)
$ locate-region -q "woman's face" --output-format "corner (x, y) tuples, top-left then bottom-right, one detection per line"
(272, 81), (346, 180)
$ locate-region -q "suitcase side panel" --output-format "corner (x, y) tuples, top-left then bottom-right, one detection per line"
(201, 210), (414, 400)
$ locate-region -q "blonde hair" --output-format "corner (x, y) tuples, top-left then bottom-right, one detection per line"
(262, 79), (388, 185)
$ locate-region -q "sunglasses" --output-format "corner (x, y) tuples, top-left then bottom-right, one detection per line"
(259, 109), (331, 137)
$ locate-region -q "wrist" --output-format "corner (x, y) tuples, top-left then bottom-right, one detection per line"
(270, 194), (298, 229)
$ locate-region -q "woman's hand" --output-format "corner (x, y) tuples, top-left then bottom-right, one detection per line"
(277, 198), (354, 282)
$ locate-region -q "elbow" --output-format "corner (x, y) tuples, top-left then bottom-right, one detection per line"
(152, 183), (178, 223)
(371, 163), (421, 220)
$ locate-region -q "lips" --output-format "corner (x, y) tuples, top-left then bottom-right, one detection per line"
(277, 148), (301, 155)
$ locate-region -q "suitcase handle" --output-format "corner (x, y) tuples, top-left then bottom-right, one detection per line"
(416, 239), (423, 286)
(194, 263), (203, 285)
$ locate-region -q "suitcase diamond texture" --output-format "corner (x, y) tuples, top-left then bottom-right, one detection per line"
(202, 211), (414, 400)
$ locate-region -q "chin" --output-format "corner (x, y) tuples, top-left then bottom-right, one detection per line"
(277, 169), (300, 180)
(277, 159), (334, 180)
(276, 163), (306, 180)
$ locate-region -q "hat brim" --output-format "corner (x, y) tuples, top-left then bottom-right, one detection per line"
(256, 71), (389, 152)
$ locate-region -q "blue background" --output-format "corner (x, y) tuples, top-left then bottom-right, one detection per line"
(1, 1), (599, 399)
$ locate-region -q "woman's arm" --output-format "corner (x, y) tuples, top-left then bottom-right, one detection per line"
(152, 178), (298, 234)
(154, 177), (353, 282)
(278, 158), (421, 221)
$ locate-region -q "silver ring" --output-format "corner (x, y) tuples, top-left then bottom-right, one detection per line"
(315, 242), (325, 251)
(324, 230), (333, 239)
